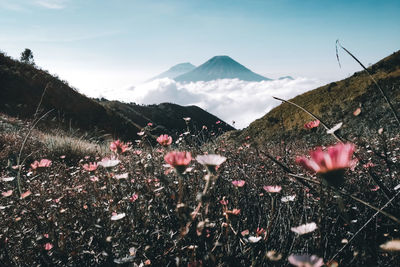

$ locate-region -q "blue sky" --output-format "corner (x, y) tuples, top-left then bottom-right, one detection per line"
(1, 0), (399, 93)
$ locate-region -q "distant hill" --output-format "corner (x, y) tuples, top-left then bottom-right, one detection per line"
(148, 62), (196, 81)
(0, 51), (233, 140)
(100, 101), (234, 135)
(237, 50), (400, 145)
(175, 55), (272, 82)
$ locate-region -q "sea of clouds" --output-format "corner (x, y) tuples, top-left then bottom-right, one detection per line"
(95, 78), (323, 129)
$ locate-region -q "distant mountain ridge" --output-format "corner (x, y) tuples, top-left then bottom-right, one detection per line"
(149, 62), (196, 81)
(174, 55), (271, 82)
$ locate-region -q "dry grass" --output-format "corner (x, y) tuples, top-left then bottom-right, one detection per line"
(39, 132), (109, 161)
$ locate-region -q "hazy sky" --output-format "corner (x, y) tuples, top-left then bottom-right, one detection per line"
(1, 0), (399, 93)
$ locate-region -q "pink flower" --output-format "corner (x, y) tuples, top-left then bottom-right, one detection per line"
(164, 151), (192, 173)
(147, 122), (153, 126)
(110, 140), (130, 154)
(263, 185), (282, 193)
(219, 198), (228, 205)
(2, 190), (13, 197)
(216, 120), (221, 124)
(304, 120), (320, 129)
(226, 209), (241, 216)
(363, 162), (375, 168)
(20, 190), (32, 199)
(31, 159), (52, 170)
(129, 194), (139, 202)
(90, 176), (99, 182)
(232, 180), (246, 187)
(44, 243), (53, 251)
(83, 162), (98, 172)
(296, 143), (356, 187)
(157, 134), (173, 146)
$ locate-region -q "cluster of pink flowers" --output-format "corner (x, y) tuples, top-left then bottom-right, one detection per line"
(31, 159), (52, 170)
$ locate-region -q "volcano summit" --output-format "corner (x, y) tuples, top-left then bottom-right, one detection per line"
(174, 55), (271, 82)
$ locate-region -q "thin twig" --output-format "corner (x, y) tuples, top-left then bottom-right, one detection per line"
(272, 96), (342, 142)
(287, 173), (400, 224)
(336, 40), (400, 127)
(329, 190), (400, 262)
(16, 109), (54, 194)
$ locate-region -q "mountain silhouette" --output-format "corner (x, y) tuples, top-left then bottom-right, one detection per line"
(149, 62), (196, 81)
(174, 55), (271, 82)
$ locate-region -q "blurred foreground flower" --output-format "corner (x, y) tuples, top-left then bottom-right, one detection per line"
(164, 151), (192, 174)
(380, 240), (400, 251)
(296, 143), (355, 187)
(263, 185), (282, 193)
(110, 140), (130, 154)
(288, 254), (324, 267)
(304, 120), (320, 129)
(196, 154), (227, 174)
(291, 222), (317, 235)
(157, 134), (173, 146)
(31, 159), (52, 170)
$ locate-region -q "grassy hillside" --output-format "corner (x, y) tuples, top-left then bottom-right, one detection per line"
(239, 50), (400, 145)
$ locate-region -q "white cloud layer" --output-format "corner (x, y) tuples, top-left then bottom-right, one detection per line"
(90, 78), (323, 129)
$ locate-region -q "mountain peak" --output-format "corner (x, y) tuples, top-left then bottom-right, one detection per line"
(148, 62), (196, 81)
(175, 55), (271, 82)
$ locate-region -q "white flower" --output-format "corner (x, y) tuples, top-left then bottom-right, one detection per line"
(196, 154), (227, 166)
(291, 222), (317, 235)
(1, 177), (15, 182)
(98, 158), (120, 168)
(248, 236), (262, 243)
(115, 173), (129, 180)
(111, 213), (126, 221)
(281, 195), (296, 202)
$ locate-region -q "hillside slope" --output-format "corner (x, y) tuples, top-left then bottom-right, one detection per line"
(239, 50), (400, 145)
(0, 51), (233, 140)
